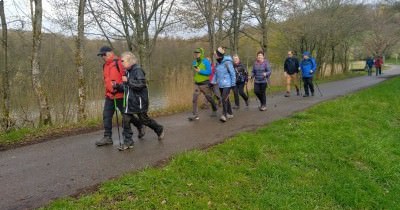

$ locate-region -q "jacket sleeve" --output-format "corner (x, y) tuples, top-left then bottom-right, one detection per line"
(251, 64), (256, 79)
(228, 61), (236, 87)
(265, 61), (272, 78)
(127, 68), (147, 91)
(198, 59), (211, 76)
(311, 58), (317, 71)
(243, 64), (249, 81)
(295, 59), (300, 73)
(283, 59), (288, 72)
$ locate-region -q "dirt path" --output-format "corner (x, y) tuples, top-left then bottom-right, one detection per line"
(1, 66), (399, 210)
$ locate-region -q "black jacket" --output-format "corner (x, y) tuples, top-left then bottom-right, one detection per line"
(284, 57), (299, 75)
(233, 62), (248, 84)
(123, 64), (149, 114)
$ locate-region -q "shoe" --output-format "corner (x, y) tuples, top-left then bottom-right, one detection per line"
(232, 105), (240, 109)
(245, 100), (249, 106)
(188, 115), (199, 121)
(210, 111), (217, 117)
(284, 92), (290, 97)
(220, 115), (227, 122)
(157, 127), (165, 140)
(118, 143), (134, 151)
(303, 94), (309, 97)
(95, 136), (113, 146)
(138, 126), (146, 139)
(227, 114), (234, 119)
(259, 106), (267, 111)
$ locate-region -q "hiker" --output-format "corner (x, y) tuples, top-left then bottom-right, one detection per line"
(232, 54), (249, 109)
(283, 51), (300, 97)
(374, 55), (383, 76)
(113, 51), (164, 150)
(95, 46), (145, 147)
(366, 56), (374, 76)
(211, 47), (236, 122)
(188, 48), (218, 121)
(300, 51), (317, 97)
(251, 50), (271, 111)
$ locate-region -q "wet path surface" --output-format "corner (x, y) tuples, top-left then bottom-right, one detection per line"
(1, 66), (399, 210)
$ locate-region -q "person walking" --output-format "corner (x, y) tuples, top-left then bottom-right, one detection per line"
(95, 46), (145, 146)
(300, 51), (317, 97)
(189, 48), (218, 121)
(207, 57), (222, 107)
(114, 51), (164, 150)
(374, 55), (383, 76)
(283, 51), (300, 97)
(251, 50), (271, 111)
(211, 47), (236, 122)
(366, 56), (374, 76)
(232, 54), (249, 109)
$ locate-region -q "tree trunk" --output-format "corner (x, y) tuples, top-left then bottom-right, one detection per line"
(76, 0), (87, 121)
(31, 0), (52, 126)
(0, 0), (11, 130)
(330, 45), (335, 76)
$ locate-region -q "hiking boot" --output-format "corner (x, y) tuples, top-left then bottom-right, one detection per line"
(303, 94), (309, 97)
(232, 105), (240, 109)
(95, 136), (113, 146)
(188, 115), (199, 121)
(284, 92), (290, 97)
(220, 115), (227, 123)
(210, 111), (217, 117)
(138, 126), (146, 139)
(157, 127), (165, 140)
(118, 142), (134, 151)
(227, 114), (234, 119)
(259, 106), (267, 111)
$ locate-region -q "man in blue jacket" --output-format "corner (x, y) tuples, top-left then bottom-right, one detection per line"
(300, 51), (316, 97)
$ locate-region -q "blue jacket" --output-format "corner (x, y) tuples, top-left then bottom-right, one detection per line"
(300, 58), (316, 78)
(211, 56), (236, 88)
(366, 58), (374, 68)
(252, 60), (271, 84)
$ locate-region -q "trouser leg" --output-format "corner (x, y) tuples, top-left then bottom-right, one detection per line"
(260, 83), (267, 106)
(198, 84), (217, 111)
(103, 98), (115, 137)
(220, 88), (232, 116)
(122, 114), (134, 143)
(254, 83), (263, 106)
(233, 85), (240, 106)
(192, 85), (200, 115)
(286, 74), (292, 92)
(137, 113), (163, 135)
(303, 78), (309, 95)
(237, 83), (248, 102)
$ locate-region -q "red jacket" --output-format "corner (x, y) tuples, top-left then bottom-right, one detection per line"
(103, 56), (125, 99)
(374, 58), (383, 68)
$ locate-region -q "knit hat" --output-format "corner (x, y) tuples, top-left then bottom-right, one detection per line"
(215, 47), (225, 57)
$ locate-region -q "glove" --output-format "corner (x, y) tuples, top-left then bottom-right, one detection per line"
(310, 70), (314, 74)
(112, 83), (123, 93)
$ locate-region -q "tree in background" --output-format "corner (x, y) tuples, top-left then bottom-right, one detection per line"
(30, 0), (52, 126)
(76, 0), (87, 121)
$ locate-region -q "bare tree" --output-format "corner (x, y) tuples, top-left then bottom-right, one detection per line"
(76, 0), (87, 121)
(0, 0), (12, 130)
(229, 0), (245, 54)
(30, 0), (52, 126)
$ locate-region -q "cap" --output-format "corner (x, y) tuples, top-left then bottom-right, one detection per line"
(193, 48), (201, 53)
(303, 51), (311, 56)
(215, 47), (225, 57)
(97, 46), (113, 56)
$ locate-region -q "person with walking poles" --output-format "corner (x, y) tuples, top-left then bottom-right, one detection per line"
(374, 55), (383, 76)
(366, 56), (374, 76)
(300, 51), (317, 97)
(211, 47), (236, 122)
(232, 54), (249, 109)
(251, 50), (271, 111)
(188, 48), (218, 121)
(95, 46), (145, 147)
(283, 51), (300, 97)
(113, 51), (164, 151)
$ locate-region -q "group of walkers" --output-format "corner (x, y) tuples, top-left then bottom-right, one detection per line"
(189, 47), (318, 123)
(94, 45), (319, 151)
(365, 56), (384, 76)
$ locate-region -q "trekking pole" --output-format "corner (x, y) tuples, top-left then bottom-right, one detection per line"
(112, 81), (122, 147)
(314, 79), (323, 97)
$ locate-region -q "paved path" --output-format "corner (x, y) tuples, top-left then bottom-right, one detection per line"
(1, 66), (399, 210)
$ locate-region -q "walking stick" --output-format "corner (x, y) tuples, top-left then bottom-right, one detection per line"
(314, 79), (323, 97)
(112, 81), (122, 147)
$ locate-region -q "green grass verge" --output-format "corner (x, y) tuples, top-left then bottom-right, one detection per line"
(43, 77), (400, 209)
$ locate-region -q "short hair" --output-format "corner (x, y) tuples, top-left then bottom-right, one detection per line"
(257, 50), (264, 56)
(121, 51), (137, 65)
(232, 54), (240, 60)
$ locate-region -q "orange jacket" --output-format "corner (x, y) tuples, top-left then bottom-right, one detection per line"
(103, 56), (125, 99)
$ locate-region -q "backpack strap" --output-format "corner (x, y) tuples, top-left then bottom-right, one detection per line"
(114, 59), (121, 73)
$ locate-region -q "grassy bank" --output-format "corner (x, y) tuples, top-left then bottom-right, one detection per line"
(44, 77), (400, 209)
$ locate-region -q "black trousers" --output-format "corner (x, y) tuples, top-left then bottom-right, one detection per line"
(302, 77), (314, 95)
(233, 83), (248, 106)
(376, 67), (382, 76)
(254, 83), (267, 106)
(103, 97), (142, 138)
(219, 87), (233, 116)
(123, 112), (163, 141)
